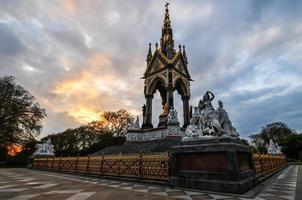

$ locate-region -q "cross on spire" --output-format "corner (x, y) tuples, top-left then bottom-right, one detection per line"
(165, 2), (169, 10)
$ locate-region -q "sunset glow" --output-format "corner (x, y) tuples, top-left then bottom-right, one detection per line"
(49, 53), (136, 124)
(71, 108), (100, 123)
(7, 144), (23, 156)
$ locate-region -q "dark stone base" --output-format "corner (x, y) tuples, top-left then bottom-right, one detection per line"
(171, 175), (255, 194)
(141, 123), (153, 129)
(171, 137), (256, 194)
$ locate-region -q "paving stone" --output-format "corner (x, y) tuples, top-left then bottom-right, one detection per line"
(7, 194), (40, 200)
(65, 192), (95, 200)
(33, 183), (58, 189)
(0, 166), (300, 200)
(0, 185), (17, 189)
(190, 193), (214, 199)
(0, 188), (28, 192)
(45, 190), (83, 194)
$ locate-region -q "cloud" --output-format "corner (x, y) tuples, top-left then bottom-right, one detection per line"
(63, 0), (76, 15)
(49, 29), (88, 52)
(50, 52), (143, 124)
(0, 0), (302, 139)
(0, 22), (25, 55)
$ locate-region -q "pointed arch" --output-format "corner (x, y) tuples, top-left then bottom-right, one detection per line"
(146, 76), (168, 95)
(173, 78), (189, 97)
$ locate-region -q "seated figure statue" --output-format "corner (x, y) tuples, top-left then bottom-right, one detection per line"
(128, 116), (140, 130)
(160, 102), (169, 116)
(216, 100), (239, 138)
(192, 106), (202, 129)
(167, 108), (180, 125)
(183, 91), (240, 140)
(184, 117), (199, 138)
(198, 91), (223, 136)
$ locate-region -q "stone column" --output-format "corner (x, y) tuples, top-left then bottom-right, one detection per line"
(182, 96), (190, 128)
(144, 94), (153, 129)
(167, 88), (174, 109)
(167, 66), (174, 109)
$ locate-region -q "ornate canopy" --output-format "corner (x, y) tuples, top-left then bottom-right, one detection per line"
(142, 4), (192, 129)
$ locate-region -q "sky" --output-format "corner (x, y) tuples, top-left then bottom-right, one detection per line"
(0, 0), (302, 139)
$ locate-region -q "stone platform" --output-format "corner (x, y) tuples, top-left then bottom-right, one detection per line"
(93, 137), (181, 155)
(171, 137), (256, 194)
(93, 125), (184, 155)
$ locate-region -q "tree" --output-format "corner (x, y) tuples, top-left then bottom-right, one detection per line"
(0, 76), (46, 147)
(91, 109), (133, 137)
(249, 122), (295, 153)
(41, 109), (133, 156)
(282, 134), (302, 161)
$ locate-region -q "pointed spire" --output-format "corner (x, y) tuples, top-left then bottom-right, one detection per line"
(146, 43), (152, 64)
(163, 2), (171, 30)
(155, 42), (158, 50)
(183, 45), (187, 64)
(160, 2), (174, 59)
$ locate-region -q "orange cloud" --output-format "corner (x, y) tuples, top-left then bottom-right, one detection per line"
(51, 53), (138, 124)
(63, 0), (76, 15)
(71, 108), (100, 123)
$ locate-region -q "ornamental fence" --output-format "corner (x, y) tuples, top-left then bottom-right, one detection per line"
(32, 152), (170, 182)
(252, 154), (286, 178)
(32, 152), (286, 182)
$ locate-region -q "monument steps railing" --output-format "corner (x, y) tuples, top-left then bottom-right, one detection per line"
(32, 152), (286, 182)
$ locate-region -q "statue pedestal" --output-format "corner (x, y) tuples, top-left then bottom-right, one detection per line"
(158, 113), (168, 127)
(171, 137), (256, 194)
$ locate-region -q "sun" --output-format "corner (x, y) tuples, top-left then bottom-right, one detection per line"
(71, 108), (100, 123)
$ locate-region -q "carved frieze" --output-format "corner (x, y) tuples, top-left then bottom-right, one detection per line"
(126, 124), (184, 142)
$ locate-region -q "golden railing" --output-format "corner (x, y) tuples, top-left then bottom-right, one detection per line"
(32, 152), (286, 182)
(252, 154), (286, 178)
(32, 152), (170, 182)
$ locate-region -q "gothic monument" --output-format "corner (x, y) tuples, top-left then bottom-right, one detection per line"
(141, 2), (191, 129)
(126, 3), (240, 143)
(100, 4), (256, 194)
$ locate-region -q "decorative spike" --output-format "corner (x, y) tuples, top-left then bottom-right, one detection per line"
(179, 44), (181, 51)
(155, 42), (158, 49)
(146, 43), (152, 64)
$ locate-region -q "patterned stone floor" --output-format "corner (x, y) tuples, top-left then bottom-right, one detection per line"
(0, 166), (300, 200)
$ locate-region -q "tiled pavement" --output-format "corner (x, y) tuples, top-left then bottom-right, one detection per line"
(0, 166), (300, 200)
(251, 165), (299, 200)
